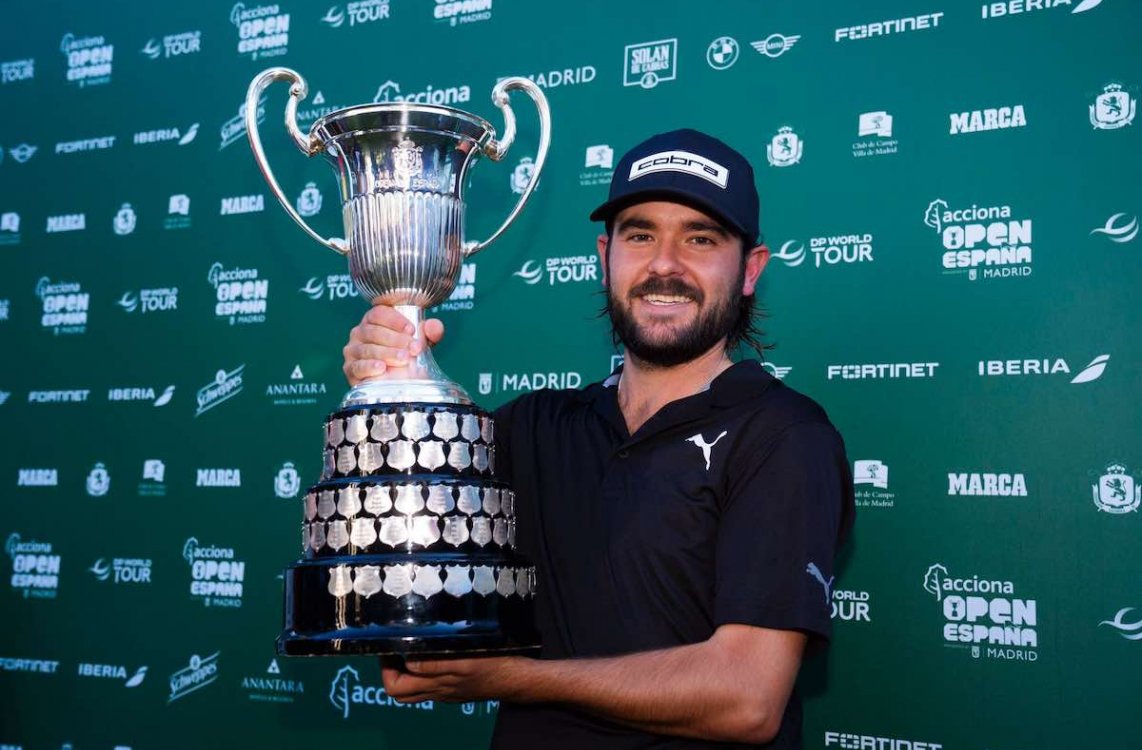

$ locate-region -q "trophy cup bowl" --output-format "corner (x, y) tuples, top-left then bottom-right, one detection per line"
(246, 67), (550, 656)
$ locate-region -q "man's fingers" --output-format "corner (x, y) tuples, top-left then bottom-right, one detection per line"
(344, 341), (410, 366)
(364, 303), (417, 333)
(354, 321), (416, 349)
(423, 318), (445, 346)
(343, 358), (386, 386)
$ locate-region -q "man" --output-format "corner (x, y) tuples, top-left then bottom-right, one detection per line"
(342, 129), (854, 748)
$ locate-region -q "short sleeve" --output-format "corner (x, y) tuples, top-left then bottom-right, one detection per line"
(713, 420), (854, 650)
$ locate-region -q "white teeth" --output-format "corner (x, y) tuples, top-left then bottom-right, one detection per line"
(643, 294), (691, 305)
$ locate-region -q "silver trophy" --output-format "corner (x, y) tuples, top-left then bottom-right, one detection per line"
(247, 67), (549, 656)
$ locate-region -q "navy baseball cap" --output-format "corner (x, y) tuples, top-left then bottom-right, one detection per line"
(589, 129), (761, 246)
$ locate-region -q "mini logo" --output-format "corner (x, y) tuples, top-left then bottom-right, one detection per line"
(86, 463), (110, 497)
(296, 182), (322, 217)
(168, 652), (220, 703)
(232, 3), (291, 60)
(478, 373), (492, 396)
(854, 460), (888, 489)
(585, 144), (613, 169)
(8, 144), (37, 163)
(512, 260), (543, 285)
(950, 105), (1026, 135)
(1091, 83), (1136, 130)
(706, 36), (738, 70)
(624, 38), (677, 89)
(686, 430), (728, 471)
(392, 139), (424, 179)
(195, 365), (245, 417)
(1090, 213), (1138, 243)
(112, 203), (136, 236)
(183, 537), (244, 607)
(766, 126), (803, 167)
(61, 32), (114, 87)
(750, 33), (800, 58)
(511, 157), (537, 195)
(274, 462), (301, 498)
(1100, 607), (1142, 640)
(805, 562), (834, 605)
(6, 532), (61, 599)
(1092, 464), (1140, 514)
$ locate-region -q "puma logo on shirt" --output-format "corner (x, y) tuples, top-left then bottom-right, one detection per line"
(686, 430), (728, 470)
(806, 562), (834, 605)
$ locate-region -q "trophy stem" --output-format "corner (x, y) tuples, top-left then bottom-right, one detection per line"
(341, 304), (472, 407)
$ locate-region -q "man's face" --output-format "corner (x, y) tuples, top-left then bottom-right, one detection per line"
(597, 201), (768, 367)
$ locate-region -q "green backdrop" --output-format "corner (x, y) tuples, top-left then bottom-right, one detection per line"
(2, 0), (1139, 748)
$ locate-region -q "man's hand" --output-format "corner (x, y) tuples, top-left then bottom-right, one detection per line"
(342, 302), (445, 385)
(382, 656), (528, 704)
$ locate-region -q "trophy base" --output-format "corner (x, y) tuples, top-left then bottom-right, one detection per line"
(277, 555), (540, 658)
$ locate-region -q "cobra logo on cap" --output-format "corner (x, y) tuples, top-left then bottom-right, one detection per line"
(628, 150), (729, 188)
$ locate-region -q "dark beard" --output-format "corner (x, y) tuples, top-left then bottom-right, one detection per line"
(608, 275), (742, 368)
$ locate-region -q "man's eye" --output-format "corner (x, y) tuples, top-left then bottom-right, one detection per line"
(627, 233), (652, 242)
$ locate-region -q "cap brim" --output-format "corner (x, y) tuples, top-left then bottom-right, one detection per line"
(589, 187), (753, 243)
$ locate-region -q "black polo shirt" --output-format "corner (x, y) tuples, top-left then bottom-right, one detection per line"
(490, 360), (854, 750)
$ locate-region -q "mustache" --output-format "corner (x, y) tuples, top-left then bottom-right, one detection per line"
(628, 276), (704, 303)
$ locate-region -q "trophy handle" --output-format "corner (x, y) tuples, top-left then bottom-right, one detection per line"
(463, 77), (551, 257)
(246, 67), (348, 256)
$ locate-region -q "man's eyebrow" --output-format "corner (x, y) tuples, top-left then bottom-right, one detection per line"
(684, 219), (731, 237)
(615, 217), (656, 232)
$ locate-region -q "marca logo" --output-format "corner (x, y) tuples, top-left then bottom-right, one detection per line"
(950, 105), (1026, 134)
(274, 462), (301, 498)
(1091, 463), (1140, 514)
(196, 469), (242, 488)
(853, 111), (899, 158)
(831, 590), (872, 623)
(1, 58), (34, 84)
(751, 33), (800, 59)
(624, 38), (677, 89)
(112, 203), (137, 236)
(17, 469), (58, 486)
(824, 732), (942, 750)
(322, 1), (391, 28)
(827, 362), (939, 380)
(432, 263), (477, 312)
(301, 274), (357, 302)
(183, 537), (244, 607)
(89, 557), (153, 584)
(231, 3), (290, 60)
(242, 658), (305, 702)
(55, 135), (116, 155)
(706, 36), (738, 70)
(853, 459), (895, 509)
(117, 288), (179, 314)
(372, 79), (472, 105)
(6, 532), (61, 599)
(166, 194), (192, 229)
(265, 364), (327, 406)
(107, 385), (176, 405)
(835, 12), (944, 42)
(27, 390), (90, 404)
(766, 126), (803, 167)
(37, 277), (89, 334)
(1090, 83), (1136, 130)
(433, 0), (492, 26)
(141, 31), (202, 59)
(924, 199), (1033, 281)
(168, 652), (220, 703)
(133, 123), (199, 146)
(982, 0), (1103, 20)
(497, 65), (596, 91)
(220, 97), (266, 150)
(0, 211), (20, 245)
(1090, 213), (1139, 244)
(1100, 607), (1142, 641)
(977, 354), (1110, 383)
(86, 463), (110, 497)
(329, 665), (434, 719)
(45, 214), (86, 233)
(61, 33), (113, 87)
(0, 657), (59, 674)
(630, 150), (728, 188)
(220, 194), (264, 215)
(772, 234), (874, 269)
(513, 256), (598, 286)
(6, 144), (37, 163)
(208, 262), (268, 325)
(481, 372), (582, 396)
(77, 663), (147, 688)
(923, 563), (1038, 661)
(948, 472), (1028, 497)
(195, 365), (245, 417)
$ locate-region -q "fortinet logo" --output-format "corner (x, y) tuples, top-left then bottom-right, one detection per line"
(827, 363), (939, 380)
(824, 732), (942, 750)
(55, 136), (116, 154)
(28, 389), (90, 403)
(950, 105), (1026, 134)
(629, 150), (728, 188)
(834, 12), (944, 42)
(948, 472), (1028, 497)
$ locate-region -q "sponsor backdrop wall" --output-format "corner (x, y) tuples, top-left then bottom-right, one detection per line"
(1, 0), (1138, 748)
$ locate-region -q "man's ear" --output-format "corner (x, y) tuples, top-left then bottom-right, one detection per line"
(742, 244), (770, 296)
(596, 234), (609, 285)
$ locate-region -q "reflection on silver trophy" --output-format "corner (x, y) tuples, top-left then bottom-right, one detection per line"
(246, 66), (550, 656)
